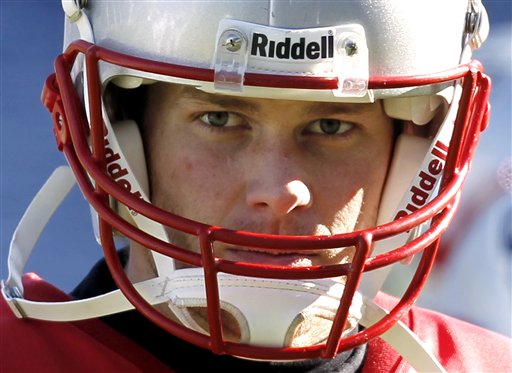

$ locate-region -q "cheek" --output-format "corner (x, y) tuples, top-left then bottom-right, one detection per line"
(313, 129), (393, 230)
(352, 128), (394, 226)
(148, 140), (240, 223)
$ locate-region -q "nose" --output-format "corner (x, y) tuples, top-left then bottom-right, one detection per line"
(246, 178), (312, 217)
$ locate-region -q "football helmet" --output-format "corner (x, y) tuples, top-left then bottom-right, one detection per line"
(3, 0), (491, 370)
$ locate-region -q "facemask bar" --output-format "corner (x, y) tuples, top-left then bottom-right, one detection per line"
(38, 38), (491, 360)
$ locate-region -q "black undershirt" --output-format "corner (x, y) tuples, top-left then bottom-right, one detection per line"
(71, 250), (366, 373)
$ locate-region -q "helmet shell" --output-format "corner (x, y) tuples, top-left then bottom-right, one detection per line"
(66, 0), (474, 78)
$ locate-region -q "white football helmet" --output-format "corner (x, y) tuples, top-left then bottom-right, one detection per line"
(3, 0), (491, 370)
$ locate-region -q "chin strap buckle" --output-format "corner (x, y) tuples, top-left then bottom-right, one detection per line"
(1, 281), (24, 319)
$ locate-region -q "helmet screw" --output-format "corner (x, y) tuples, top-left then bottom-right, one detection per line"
(343, 40), (358, 56)
(222, 31), (244, 52)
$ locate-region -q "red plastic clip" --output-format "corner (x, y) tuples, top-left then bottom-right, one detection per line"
(41, 74), (69, 151)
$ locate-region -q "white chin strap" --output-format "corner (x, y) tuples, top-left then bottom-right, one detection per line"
(166, 268), (361, 347)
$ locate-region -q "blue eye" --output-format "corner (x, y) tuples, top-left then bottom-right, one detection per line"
(319, 119), (342, 134)
(197, 111), (249, 134)
(309, 119), (353, 135)
(200, 112), (230, 127)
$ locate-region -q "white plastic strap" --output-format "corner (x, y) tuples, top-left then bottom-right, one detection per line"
(2, 277), (167, 321)
(360, 298), (447, 373)
(5, 166), (76, 294)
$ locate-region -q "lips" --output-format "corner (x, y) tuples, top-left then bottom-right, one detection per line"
(222, 248), (317, 267)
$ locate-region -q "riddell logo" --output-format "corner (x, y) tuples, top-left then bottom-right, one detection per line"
(394, 140), (449, 220)
(250, 32), (334, 60)
(103, 128), (143, 201)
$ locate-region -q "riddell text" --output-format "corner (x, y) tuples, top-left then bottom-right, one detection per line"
(104, 137), (143, 200)
(251, 32), (334, 60)
(394, 140), (449, 220)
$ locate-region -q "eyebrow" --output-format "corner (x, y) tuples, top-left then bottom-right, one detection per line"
(303, 101), (370, 117)
(178, 87), (261, 114)
(177, 86), (371, 116)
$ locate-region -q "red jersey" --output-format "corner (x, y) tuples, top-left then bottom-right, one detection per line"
(1, 273), (511, 373)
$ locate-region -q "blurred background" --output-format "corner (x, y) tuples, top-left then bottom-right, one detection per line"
(1, 1), (510, 337)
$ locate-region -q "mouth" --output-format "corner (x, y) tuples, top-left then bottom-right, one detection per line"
(222, 247), (321, 267)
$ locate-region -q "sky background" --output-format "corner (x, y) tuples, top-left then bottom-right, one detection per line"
(1, 1), (511, 335)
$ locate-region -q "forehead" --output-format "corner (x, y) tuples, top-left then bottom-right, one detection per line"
(148, 83), (381, 116)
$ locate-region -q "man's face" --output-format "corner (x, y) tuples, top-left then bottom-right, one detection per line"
(142, 83), (394, 268)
